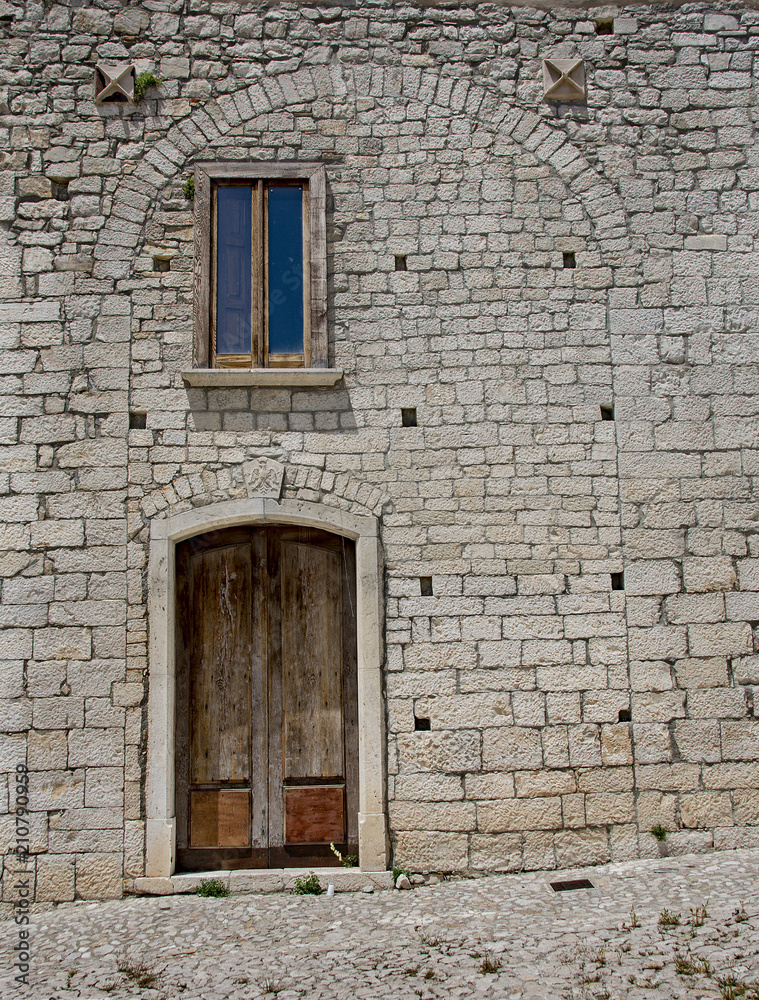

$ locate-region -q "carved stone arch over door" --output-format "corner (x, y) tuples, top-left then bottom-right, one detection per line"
(146, 499), (387, 877)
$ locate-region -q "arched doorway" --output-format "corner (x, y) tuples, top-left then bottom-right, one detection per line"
(146, 497), (387, 878)
(173, 525), (358, 872)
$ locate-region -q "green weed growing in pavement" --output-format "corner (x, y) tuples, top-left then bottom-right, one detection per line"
(416, 929), (441, 948)
(651, 823), (668, 842)
(716, 972), (759, 999)
(292, 871), (323, 895)
(690, 901), (709, 927)
(675, 950), (713, 977)
(392, 864), (412, 883)
(659, 908), (681, 928)
(195, 877), (229, 898)
(258, 976), (283, 994)
(479, 953), (502, 974)
(117, 954), (160, 990)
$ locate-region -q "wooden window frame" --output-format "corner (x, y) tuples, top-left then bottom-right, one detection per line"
(193, 162), (328, 370)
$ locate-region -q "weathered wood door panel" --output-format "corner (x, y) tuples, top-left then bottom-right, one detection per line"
(189, 543), (253, 786)
(281, 542), (344, 780)
(175, 526), (357, 872)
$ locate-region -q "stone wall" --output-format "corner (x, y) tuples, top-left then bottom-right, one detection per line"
(1, 0), (759, 901)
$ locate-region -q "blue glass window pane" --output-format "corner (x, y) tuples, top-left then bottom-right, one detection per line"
(216, 186), (251, 356)
(267, 186), (304, 355)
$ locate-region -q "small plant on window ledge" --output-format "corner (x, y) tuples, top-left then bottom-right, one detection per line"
(651, 823), (668, 842)
(292, 871), (323, 895)
(182, 176), (195, 201)
(330, 842), (357, 868)
(195, 877), (229, 898)
(134, 71), (160, 102)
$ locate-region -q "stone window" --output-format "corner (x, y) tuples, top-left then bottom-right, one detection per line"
(192, 163), (327, 371)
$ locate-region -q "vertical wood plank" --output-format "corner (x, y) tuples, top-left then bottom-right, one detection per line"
(281, 539), (344, 779)
(267, 530), (284, 850)
(218, 790), (251, 847)
(302, 184), (311, 368)
(193, 167), (211, 368)
(340, 538), (360, 847)
(308, 165), (328, 367)
(250, 529), (268, 849)
(189, 544), (252, 784)
(210, 185), (217, 368)
(253, 183), (264, 368)
(174, 542), (191, 851)
(263, 182), (270, 369)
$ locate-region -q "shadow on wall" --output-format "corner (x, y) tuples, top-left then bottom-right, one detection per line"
(185, 386), (358, 433)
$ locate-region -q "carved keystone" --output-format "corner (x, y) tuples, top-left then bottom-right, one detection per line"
(542, 58), (585, 102)
(240, 458), (285, 499)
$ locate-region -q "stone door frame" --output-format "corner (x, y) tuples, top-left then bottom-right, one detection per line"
(145, 498), (388, 877)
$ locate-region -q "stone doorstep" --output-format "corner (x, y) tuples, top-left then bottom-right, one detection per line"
(130, 868), (394, 896)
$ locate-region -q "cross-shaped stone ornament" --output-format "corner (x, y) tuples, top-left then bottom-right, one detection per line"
(542, 58), (585, 102)
(94, 63), (136, 104)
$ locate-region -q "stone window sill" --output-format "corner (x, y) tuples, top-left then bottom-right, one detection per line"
(181, 368), (344, 388)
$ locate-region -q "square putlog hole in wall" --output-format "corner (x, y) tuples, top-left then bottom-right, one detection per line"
(420, 576), (433, 596)
(401, 407), (417, 427)
(129, 412), (147, 430)
(562, 251), (576, 269)
(394, 254), (407, 271)
(611, 572), (624, 591)
(618, 708), (631, 723)
(600, 405), (614, 421)
(596, 18), (614, 34)
(153, 257), (171, 272)
(414, 717), (431, 731)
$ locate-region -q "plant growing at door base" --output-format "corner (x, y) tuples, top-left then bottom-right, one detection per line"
(195, 877), (229, 898)
(292, 872), (323, 895)
(330, 842), (357, 868)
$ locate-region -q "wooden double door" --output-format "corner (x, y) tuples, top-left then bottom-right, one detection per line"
(175, 526), (358, 872)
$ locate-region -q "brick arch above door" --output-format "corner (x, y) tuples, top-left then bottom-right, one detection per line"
(145, 497), (386, 877)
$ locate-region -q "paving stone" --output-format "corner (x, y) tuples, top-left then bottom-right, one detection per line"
(2, 851), (759, 999)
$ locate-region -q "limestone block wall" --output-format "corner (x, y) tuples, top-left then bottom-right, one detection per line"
(0, 0), (758, 901)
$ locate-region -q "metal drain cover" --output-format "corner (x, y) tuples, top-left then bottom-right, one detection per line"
(550, 878), (594, 892)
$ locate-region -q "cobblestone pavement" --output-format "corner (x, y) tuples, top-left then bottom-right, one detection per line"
(3, 850), (759, 999)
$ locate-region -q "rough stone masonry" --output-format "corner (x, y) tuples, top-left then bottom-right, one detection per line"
(1, 0), (759, 903)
